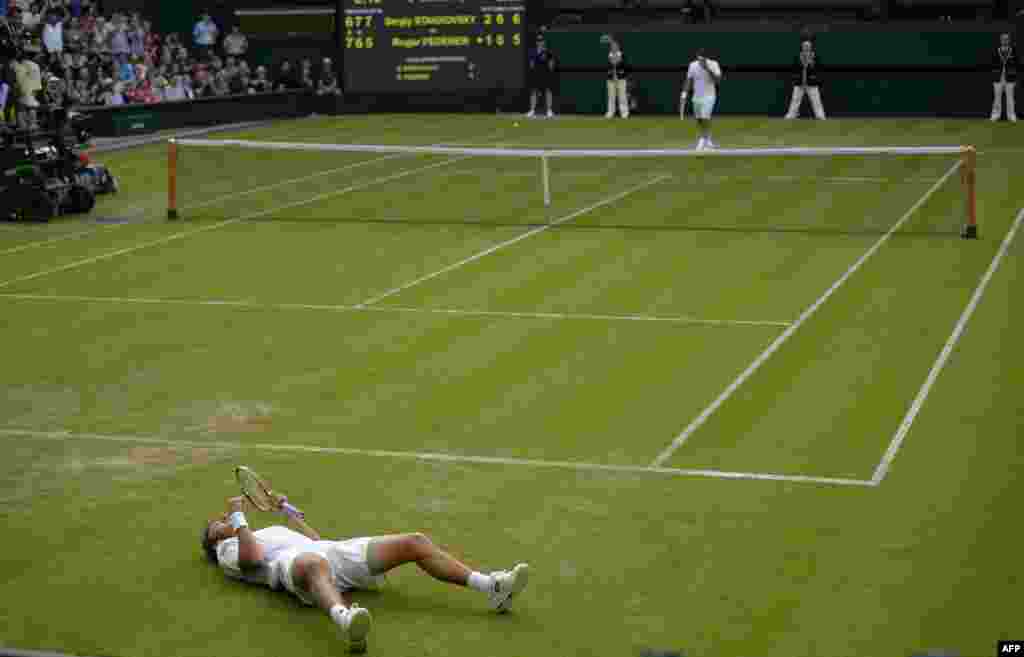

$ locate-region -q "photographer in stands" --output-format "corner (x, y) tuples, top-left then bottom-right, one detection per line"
(784, 40), (826, 120)
(991, 32), (1018, 122)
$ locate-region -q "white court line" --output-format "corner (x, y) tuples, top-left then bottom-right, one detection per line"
(0, 428), (875, 487)
(0, 292), (792, 327)
(375, 305), (790, 327)
(0, 226), (124, 256)
(357, 175), (671, 307)
(0, 155), (473, 291)
(872, 207), (1024, 485)
(650, 159), (964, 468)
(716, 175), (935, 185)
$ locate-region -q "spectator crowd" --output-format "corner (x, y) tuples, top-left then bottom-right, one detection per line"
(2, 1), (341, 128)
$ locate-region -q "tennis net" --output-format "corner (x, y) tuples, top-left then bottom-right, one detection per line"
(167, 139), (978, 237)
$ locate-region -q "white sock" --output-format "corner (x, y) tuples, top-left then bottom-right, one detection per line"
(467, 571), (494, 593)
(697, 137), (706, 148)
(330, 604), (348, 625)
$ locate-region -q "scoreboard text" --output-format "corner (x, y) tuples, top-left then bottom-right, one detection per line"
(342, 0), (526, 92)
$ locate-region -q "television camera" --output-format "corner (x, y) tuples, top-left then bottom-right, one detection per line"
(1, 48), (119, 222)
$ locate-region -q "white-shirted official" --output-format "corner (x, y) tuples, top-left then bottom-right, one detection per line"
(991, 33), (1018, 122)
(603, 34), (629, 119)
(681, 48), (722, 151)
(785, 40), (826, 120)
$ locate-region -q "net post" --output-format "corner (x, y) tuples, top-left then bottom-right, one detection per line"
(541, 155), (551, 208)
(167, 139), (179, 221)
(960, 145), (977, 239)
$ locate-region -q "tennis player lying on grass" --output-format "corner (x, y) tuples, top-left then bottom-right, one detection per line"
(201, 495), (529, 653)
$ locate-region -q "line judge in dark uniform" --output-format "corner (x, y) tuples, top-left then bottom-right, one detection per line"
(991, 32), (1018, 122)
(526, 33), (557, 118)
(784, 40), (826, 120)
(603, 33), (629, 119)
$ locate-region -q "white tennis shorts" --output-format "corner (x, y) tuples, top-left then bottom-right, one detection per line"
(274, 537), (387, 605)
(693, 95), (716, 119)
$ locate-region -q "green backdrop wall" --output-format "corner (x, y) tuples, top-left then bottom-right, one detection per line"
(544, 25), (1014, 117)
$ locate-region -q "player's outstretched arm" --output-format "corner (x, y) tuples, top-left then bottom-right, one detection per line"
(271, 491), (321, 540)
(286, 513), (322, 541)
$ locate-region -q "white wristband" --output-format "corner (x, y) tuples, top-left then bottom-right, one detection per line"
(229, 511), (248, 530)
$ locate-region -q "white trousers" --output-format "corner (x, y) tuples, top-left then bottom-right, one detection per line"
(606, 79), (629, 118)
(785, 85), (826, 120)
(991, 81), (1017, 120)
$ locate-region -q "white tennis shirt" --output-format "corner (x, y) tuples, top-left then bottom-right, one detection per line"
(686, 58), (722, 99)
(217, 525), (314, 586)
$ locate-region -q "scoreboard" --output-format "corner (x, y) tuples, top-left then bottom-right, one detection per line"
(341, 0), (526, 93)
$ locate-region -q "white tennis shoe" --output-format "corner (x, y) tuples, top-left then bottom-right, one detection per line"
(338, 605), (372, 654)
(488, 563), (529, 612)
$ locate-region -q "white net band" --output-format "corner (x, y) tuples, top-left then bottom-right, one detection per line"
(172, 138), (968, 159)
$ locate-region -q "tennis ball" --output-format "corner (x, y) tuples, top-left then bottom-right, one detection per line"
(514, 122), (520, 127)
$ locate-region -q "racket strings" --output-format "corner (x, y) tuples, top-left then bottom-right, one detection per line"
(238, 468), (274, 511)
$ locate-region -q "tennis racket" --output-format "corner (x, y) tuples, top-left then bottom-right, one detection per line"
(235, 465), (304, 519)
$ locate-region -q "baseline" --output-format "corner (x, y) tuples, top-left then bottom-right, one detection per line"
(0, 292), (791, 328)
(0, 428), (875, 488)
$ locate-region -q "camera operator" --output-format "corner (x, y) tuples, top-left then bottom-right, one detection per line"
(40, 72), (78, 135)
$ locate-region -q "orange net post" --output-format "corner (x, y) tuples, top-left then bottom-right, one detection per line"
(961, 145), (977, 239)
(167, 139), (179, 220)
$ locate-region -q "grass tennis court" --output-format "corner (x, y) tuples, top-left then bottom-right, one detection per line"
(1, 114), (1021, 657)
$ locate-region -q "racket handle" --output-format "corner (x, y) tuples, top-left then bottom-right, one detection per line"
(281, 500), (305, 519)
